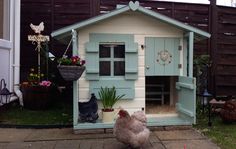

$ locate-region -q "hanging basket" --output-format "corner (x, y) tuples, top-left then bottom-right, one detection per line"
(57, 65), (85, 81)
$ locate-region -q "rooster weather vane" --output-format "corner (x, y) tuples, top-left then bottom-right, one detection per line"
(28, 22), (50, 82)
(30, 22), (45, 34)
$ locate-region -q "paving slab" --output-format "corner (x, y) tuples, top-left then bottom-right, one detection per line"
(24, 128), (74, 141)
(163, 140), (221, 149)
(103, 138), (127, 149)
(149, 133), (161, 143)
(90, 140), (104, 149)
(142, 141), (155, 149)
(0, 128), (220, 149)
(0, 143), (7, 149)
(0, 128), (33, 142)
(79, 140), (94, 149)
(54, 140), (80, 149)
(11, 141), (56, 149)
(25, 128), (113, 141)
(28, 141), (56, 149)
(5, 142), (34, 149)
(150, 142), (166, 149)
(154, 129), (206, 140)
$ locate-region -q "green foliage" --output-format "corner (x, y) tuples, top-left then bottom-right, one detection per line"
(98, 86), (125, 111)
(193, 54), (211, 94)
(0, 101), (72, 125)
(195, 114), (236, 149)
(193, 55), (211, 66)
(58, 57), (72, 65)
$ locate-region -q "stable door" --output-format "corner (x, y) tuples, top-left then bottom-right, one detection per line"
(145, 37), (180, 76)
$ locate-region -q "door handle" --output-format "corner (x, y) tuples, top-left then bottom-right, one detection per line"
(146, 66), (150, 69)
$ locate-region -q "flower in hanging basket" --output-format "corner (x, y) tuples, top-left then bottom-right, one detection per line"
(58, 55), (85, 66)
(57, 55), (86, 81)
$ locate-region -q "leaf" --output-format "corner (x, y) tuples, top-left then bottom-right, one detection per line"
(98, 86), (125, 110)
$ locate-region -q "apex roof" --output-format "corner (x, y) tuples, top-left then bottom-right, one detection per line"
(51, 1), (210, 41)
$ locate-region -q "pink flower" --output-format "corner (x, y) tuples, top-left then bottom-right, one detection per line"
(39, 80), (52, 87)
(81, 60), (86, 65)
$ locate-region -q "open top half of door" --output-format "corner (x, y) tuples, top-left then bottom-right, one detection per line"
(176, 76), (196, 124)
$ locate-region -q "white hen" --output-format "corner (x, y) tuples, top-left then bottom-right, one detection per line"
(113, 109), (150, 148)
(30, 22), (44, 34)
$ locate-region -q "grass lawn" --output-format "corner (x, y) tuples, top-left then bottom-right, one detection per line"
(0, 100), (73, 126)
(194, 112), (236, 149)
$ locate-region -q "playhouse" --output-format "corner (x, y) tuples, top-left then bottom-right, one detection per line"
(51, 1), (210, 130)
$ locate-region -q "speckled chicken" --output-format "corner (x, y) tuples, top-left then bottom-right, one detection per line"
(113, 109), (150, 148)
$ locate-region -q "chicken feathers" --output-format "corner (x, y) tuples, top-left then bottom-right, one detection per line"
(113, 109), (150, 148)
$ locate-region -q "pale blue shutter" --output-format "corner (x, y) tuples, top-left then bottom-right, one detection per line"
(87, 33), (138, 99)
(85, 42), (99, 80)
(125, 42), (138, 80)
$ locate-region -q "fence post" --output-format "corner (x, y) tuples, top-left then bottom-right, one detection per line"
(90, 0), (100, 16)
(209, 0), (217, 96)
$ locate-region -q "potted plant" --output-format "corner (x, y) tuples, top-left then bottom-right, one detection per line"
(57, 55), (86, 81)
(21, 68), (56, 110)
(98, 86), (125, 123)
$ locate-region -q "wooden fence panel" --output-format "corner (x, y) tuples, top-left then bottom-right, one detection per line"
(215, 6), (236, 95)
(20, 0), (236, 96)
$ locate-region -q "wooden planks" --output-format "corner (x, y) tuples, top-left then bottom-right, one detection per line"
(20, 0), (236, 96)
(214, 6), (236, 95)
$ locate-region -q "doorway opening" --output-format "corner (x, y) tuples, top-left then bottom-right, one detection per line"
(145, 76), (178, 115)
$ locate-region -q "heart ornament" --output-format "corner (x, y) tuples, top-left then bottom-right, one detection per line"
(129, 1), (140, 11)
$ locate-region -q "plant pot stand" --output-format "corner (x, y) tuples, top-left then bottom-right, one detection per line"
(21, 86), (53, 110)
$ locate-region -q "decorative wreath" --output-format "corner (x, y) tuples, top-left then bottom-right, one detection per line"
(157, 49), (172, 65)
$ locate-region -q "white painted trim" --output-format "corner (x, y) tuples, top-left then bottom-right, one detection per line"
(12, 0), (22, 104)
(72, 29), (79, 127)
(146, 113), (178, 118)
(9, 0), (14, 92)
(0, 39), (12, 49)
(188, 32), (194, 77)
(0, 0), (22, 105)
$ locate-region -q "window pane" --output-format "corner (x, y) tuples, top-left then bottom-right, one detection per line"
(114, 45), (125, 58)
(99, 61), (110, 76)
(114, 61), (125, 76)
(0, 0), (10, 40)
(99, 45), (110, 58)
(0, 0), (4, 38)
